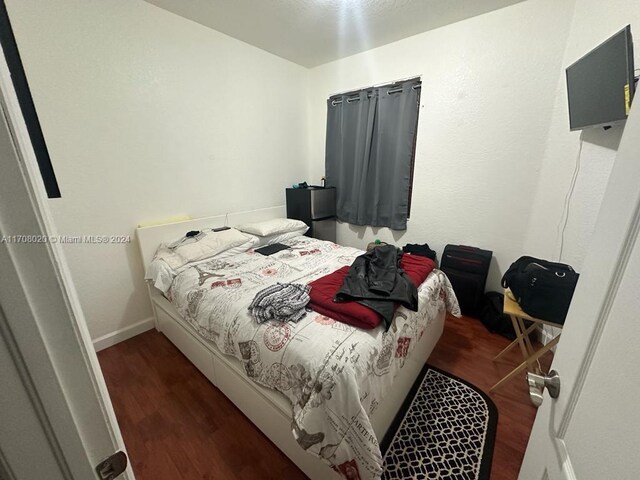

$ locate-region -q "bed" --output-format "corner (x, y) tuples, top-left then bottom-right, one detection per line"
(136, 206), (459, 480)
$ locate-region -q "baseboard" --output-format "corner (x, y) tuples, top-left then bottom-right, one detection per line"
(92, 316), (155, 352)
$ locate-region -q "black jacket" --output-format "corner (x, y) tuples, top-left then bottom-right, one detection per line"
(335, 245), (418, 329)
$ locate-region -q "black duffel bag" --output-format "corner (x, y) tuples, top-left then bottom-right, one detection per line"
(480, 291), (516, 340)
(501, 256), (579, 324)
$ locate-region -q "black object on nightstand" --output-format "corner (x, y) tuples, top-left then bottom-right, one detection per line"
(440, 244), (493, 317)
(286, 186), (336, 242)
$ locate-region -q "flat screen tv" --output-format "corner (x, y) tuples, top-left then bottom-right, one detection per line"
(566, 25), (635, 131)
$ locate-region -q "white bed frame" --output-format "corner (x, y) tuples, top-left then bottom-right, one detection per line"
(136, 206), (445, 480)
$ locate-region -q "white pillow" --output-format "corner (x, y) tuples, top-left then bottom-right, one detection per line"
(253, 227), (308, 247)
(216, 234), (260, 257)
(155, 228), (250, 270)
(147, 234), (260, 294)
(236, 218), (308, 237)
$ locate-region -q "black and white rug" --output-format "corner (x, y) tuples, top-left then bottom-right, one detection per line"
(381, 365), (498, 480)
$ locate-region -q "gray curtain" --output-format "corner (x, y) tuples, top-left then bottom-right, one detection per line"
(325, 78), (420, 230)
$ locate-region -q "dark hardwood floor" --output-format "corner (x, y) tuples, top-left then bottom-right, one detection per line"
(98, 315), (552, 480)
(428, 315), (552, 480)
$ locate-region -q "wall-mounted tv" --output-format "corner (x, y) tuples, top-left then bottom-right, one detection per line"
(566, 25), (635, 131)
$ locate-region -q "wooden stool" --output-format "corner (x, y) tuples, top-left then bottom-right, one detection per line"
(489, 289), (563, 392)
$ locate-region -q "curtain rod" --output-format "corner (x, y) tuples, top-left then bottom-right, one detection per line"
(331, 75), (421, 98)
(330, 83), (421, 106)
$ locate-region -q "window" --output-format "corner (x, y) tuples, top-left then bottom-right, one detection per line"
(325, 77), (421, 230)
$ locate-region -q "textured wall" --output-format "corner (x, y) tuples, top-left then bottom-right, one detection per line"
(524, 0), (640, 269)
(6, 0), (309, 339)
(307, 0), (576, 291)
(7, 0), (636, 342)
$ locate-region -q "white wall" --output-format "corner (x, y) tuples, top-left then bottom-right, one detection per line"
(524, 0), (640, 268)
(7, 0), (638, 342)
(523, 0), (640, 342)
(6, 0), (309, 340)
(307, 0), (576, 290)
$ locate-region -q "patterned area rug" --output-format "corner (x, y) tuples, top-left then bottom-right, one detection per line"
(381, 365), (498, 480)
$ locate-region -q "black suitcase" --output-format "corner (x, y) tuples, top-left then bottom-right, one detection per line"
(441, 244), (493, 317)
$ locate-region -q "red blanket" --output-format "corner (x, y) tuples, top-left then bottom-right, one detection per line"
(308, 254), (436, 329)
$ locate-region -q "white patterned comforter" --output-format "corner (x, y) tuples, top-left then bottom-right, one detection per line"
(166, 236), (460, 480)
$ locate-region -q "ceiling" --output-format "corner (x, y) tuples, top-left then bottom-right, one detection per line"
(144, 0), (526, 68)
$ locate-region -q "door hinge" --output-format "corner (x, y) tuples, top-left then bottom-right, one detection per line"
(95, 451), (128, 480)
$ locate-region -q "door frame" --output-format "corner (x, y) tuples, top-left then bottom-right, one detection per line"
(0, 41), (133, 479)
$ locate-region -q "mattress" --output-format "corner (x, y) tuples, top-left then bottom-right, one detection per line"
(165, 236), (460, 480)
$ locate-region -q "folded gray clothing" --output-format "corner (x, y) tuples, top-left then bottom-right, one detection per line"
(248, 283), (311, 324)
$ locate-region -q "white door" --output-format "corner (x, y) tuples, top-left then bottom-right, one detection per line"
(519, 99), (640, 477)
(0, 46), (134, 479)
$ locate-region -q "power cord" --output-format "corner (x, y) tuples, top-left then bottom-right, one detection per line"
(557, 135), (584, 262)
